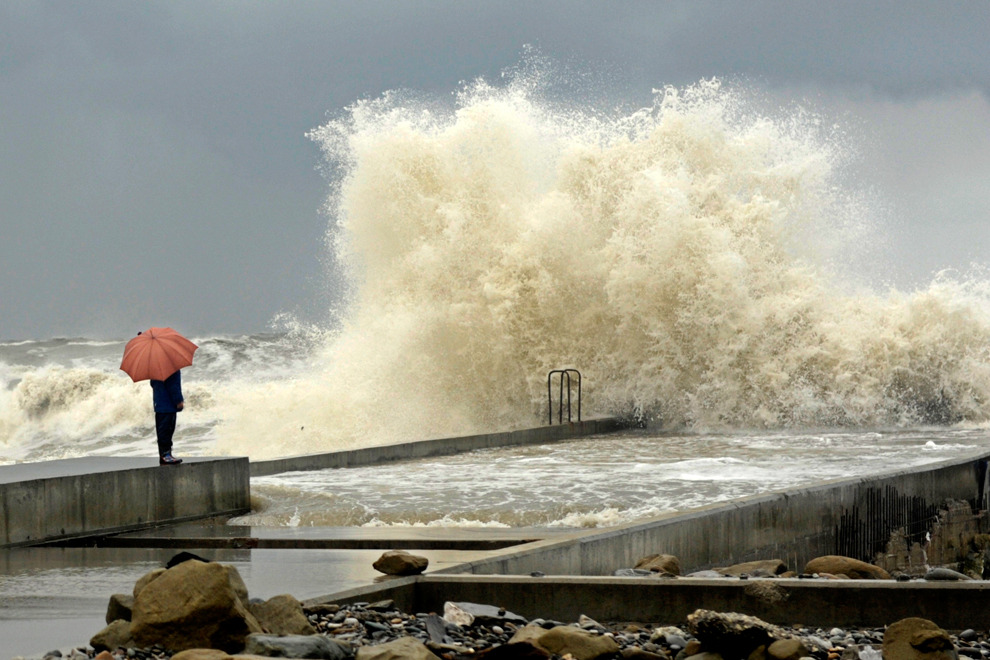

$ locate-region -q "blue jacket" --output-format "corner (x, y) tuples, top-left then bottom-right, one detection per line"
(150, 370), (184, 413)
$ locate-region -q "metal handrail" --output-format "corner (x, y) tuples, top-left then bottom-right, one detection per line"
(547, 369), (582, 424)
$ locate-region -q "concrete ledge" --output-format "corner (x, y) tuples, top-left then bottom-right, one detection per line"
(425, 449), (990, 578)
(250, 417), (628, 477)
(0, 457), (251, 548)
(407, 575), (990, 630)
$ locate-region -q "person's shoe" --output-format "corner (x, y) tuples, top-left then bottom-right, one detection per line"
(160, 453), (183, 466)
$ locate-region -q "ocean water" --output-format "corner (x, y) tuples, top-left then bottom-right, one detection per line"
(4, 75), (990, 528)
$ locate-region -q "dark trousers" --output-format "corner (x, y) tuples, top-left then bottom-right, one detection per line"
(155, 412), (177, 457)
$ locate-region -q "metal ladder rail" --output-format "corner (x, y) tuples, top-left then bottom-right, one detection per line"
(547, 369), (582, 424)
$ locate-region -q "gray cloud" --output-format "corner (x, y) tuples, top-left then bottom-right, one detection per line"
(2, 0), (989, 338)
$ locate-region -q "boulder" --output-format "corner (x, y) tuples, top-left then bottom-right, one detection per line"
(243, 633), (350, 659)
(105, 593), (134, 623)
(686, 609), (785, 659)
(249, 594), (316, 635)
(767, 639), (810, 660)
(635, 554), (681, 575)
(90, 619), (134, 652)
(803, 556), (890, 580)
(355, 636), (442, 660)
(133, 567), (166, 598)
(372, 550), (429, 576)
(130, 560), (263, 653)
(171, 651), (231, 660)
(716, 560), (787, 577)
(518, 625), (621, 660)
(883, 618), (958, 660)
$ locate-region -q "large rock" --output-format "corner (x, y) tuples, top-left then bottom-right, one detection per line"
(243, 633), (350, 659)
(686, 609), (784, 659)
(355, 636), (442, 659)
(372, 550), (429, 576)
(130, 560), (263, 653)
(133, 567), (166, 598)
(506, 625), (619, 660)
(90, 619), (134, 652)
(635, 554), (681, 575)
(804, 556), (890, 579)
(106, 593), (134, 623)
(716, 560), (787, 577)
(767, 639), (810, 660)
(249, 594), (316, 635)
(883, 618), (958, 660)
(171, 651), (231, 660)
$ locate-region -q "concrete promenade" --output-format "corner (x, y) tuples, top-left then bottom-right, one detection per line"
(0, 418), (625, 548)
(5, 422), (990, 655)
(0, 457), (250, 548)
(249, 417), (627, 476)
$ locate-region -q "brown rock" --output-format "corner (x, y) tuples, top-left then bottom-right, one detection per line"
(686, 609), (785, 659)
(683, 640), (703, 656)
(133, 567), (166, 598)
(509, 624), (553, 645)
(171, 651), (232, 660)
(623, 648), (670, 660)
(883, 618), (958, 660)
(356, 636), (442, 659)
(804, 556), (890, 579)
(767, 638), (810, 660)
(94, 652), (115, 660)
(538, 626), (621, 660)
(748, 644), (768, 660)
(90, 619), (135, 652)
(249, 593), (315, 635)
(635, 554), (682, 575)
(372, 549), (430, 575)
(478, 640), (551, 659)
(106, 592), (134, 624)
(716, 560), (787, 577)
(130, 560), (263, 653)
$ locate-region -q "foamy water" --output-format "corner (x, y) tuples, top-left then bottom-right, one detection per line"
(4, 70), (990, 528)
(232, 428), (990, 529)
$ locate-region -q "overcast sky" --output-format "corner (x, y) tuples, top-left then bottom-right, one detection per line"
(2, 1), (989, 340)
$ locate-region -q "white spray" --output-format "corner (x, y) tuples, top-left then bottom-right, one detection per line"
(214, 76), (990, 459)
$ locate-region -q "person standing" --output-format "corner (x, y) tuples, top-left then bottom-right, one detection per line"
(151, 370), (184, 465)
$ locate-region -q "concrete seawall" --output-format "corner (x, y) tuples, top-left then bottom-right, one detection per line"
(0, 457), (250, 548)
(430, 449), (989, 577)
(307, 448), (990, 629)
(308, 574), (990, 630)
(250, 417), (627, 477)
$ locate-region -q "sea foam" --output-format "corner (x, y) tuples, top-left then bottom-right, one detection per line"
(214, 74), (990, 459)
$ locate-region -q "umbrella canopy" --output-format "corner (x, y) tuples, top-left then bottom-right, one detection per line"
(120, 327), (198, 382)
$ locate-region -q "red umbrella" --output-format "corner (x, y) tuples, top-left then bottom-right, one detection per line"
(120, 327), (198, 382)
